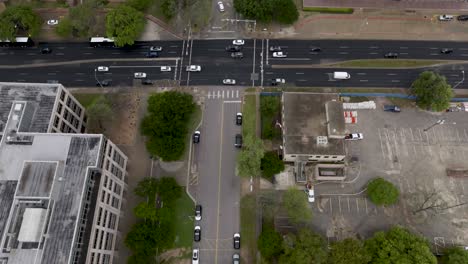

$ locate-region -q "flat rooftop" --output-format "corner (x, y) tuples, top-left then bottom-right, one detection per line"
(283, 92), (345, 156)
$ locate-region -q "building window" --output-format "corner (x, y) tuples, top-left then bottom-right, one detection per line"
(111, 197), (119, 209)
(324, 156), (329, 158)
(81, 125), (86, 133)
(60, 90), (66, 101)
(332, 156), (337, 158)
(57, 103), (63, 115)
(77, 107), (82, 117)
(97, 207), (103, 226)
(54, 116), (59, 127)
(108, 213), (116, 229)
(66, 97), (71, 107)
(114, 184), (121, 196)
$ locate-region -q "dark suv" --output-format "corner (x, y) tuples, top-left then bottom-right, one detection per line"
(458, 15), (468, 21)
(41, 47), (52, 54)
(226, 45), (241, 52)
(440, 48), (453, 54)
(384, 52), (398, 58)
(231, 52), (243, 59)
(235, 134), (242, 148)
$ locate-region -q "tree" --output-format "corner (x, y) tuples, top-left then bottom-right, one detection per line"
(233, 0), (298, 24)
(441, 246), (468, 264)
(0, 5), (41, 40)
(161, 0), (177, 19)
(329, 238), (371, 264)
(125, 222), (159, 257)
(237, 135), (264, 177)
(365, 226), (437, 264)
(68, 2), (96, 37)
(282, 188), (312, 224)
(279, 229), (328, 264)
(141, 91), (196, 161)
(134, 177), (159, 200)
(367, 177), (399, 206)
(55, 17), (72, 37)
(272, 0), (299, 24)
(260, 96), (281, 117)
(86, 95), (114, 132)
(127, 0), (152, 11)
(158, 177), (182, 204)
(133, 202), (158, 221)
(261, 151), (284, 180)
(411, 71), (453, 111)
(106, 5), (145, 47)
(258, 225), (283, 260)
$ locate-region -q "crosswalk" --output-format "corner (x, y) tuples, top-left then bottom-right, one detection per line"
(207, 89), (240, 99)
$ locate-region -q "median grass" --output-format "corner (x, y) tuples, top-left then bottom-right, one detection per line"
(303, 7), (354, 14)
(330, 59), (448, 68)
(241, 194), (257, 263)
(243, 94), (257, 137)
(73, 93), (102, 108)
(172, 192), (195, 248)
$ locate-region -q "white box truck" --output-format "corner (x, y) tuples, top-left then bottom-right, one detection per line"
(333, 72), (350, 79)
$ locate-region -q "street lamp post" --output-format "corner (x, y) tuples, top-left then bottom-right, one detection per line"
(453, 70), (465, 89)
(423, 119), (445, 132)
(94, 69), (103, 89)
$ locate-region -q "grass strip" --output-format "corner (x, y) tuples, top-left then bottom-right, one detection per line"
(73, 93), (101, 108)
(243, 94), (257, 137)
(240, 194), (257, 263)
(172, 192), (195, 248)
(303, 7), (354, 14)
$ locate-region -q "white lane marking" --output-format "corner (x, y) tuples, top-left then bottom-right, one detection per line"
(56, 53), (64, 55)
(357, 73), (367, 75)
(339, 52), (349, 54)
(460, 48), (468, 50)
(104, 72), (112, 75)
(236, 90), (239, 98)
(19, 73), (28, 75)
(360, 80), (368, 82)
(224, 100), (242, 103)
(169, 51), (177, 53)
(297, 79), (307, 82)
(461, 54), (468, 56)
(391, 80), (400, 82)
(450, 74), (460, 77)
(75, 73), (84, 75)
(75, 79), (84, 82)
(400, 53), (408, 55)
(84, 52), (93, 55)
(17, 79), (26, 82)
(369, 46), (379, 49)
(269, 58), (311, 61)
(265, 72), (273, 75)
(111, 52), (121, 55)
(429, 53), (438, 55)
(27, 53), (36, 55)
(170, 45), (178, 47)
(339, 46), (349, 48)
(400, 47), (408, 49)
(369, 52), (378, 55)
(429, 47), (438, 50)
(0, 53), (6, 55)
(296, 72), (304, 75)
(387, 73), (397, 76)
(48, 73), (57, 75)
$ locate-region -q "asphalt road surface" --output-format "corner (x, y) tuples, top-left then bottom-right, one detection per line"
(1, 39), (468, 88)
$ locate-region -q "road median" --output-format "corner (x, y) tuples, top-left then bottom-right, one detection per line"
(272, 59), (466, 69)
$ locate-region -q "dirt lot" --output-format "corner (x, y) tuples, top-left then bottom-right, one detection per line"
(313, 98), (468, 250)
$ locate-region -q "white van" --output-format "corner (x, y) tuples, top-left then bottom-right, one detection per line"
(333, 72), (351, 79)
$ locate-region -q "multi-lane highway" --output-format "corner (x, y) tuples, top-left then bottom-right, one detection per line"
(1, 39), (468, 88)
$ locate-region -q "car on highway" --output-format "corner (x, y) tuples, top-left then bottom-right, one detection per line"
(192, 249), (199, 264)
(345, 133), (363, 140)
(134, 72), (147, 78)
(439, 14), (454, 21)
(194, 226), (201, 242)
(96, 79), (111, 87)
(306, 189), (315, 203)
(233, 253), (240, 264)
(226, 45), (242, 52)
(161, 66), (172, 72)
(458, 15), (468, 21)
(333, 72), (351, 79)
(223, 79), (236, 85)
(150, 46), (163, 51)
(217, 1), (225, 12)
(441, 48), (454, 54)
(47, 19), (59, 25)
(271, 78), (285, 86)
(232, 39), (245, 45)
(310, 46), (321, 53)
(146, 51), (158, 58)
(97, 66), (109, 72)
(195, 205), (202, 220)
(236, 113), (242, 125)
(384, 105), (401, 112)
(269, 46), (282, 52)
(231, 52), (243, 59)
(186, 65), (202, 72)
(235, 134), (242, 148)
(193, 131), (201, 143)
(41, 47), (52, 54)
(272, 51), (287, 58)
(142, 79), (154, 85)
(384, 52), (398, 58)
(233, 233), (240, 249)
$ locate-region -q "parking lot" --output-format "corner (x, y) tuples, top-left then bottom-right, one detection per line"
(313, 99), (468, 246)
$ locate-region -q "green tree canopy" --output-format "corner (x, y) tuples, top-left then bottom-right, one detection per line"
(126, 0), (152, 11)
(441, 246), (468, 264)
(233, 0), (298, 24)
(106, 4), (145, 47)
(367, 177), (400, 206)
(329, 238), (371, 264)
(279, 229), (328, 264)
(141, 91), (196, 161)
(365, 226), (437, 264)
(282, 188), (312, 224)
(158, 177), (182, 204)
(55, 17), (73, 38)
(86, 95), (114, 132)
(161, 0), (177, 19)
(0, 5), (41, 40)
(411, 71), (453, 111)
(125, 222), (159, 257)
(134, 177), (159, 200)
(258, 225), (283, 260)
(260, 96), (281, 117)
(261, 151), (284, 180)
(237, 135), (264, 177)
(133, 202), (158, 221)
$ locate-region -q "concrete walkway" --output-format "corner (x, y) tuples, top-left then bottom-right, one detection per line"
(303, 0), (468, 11)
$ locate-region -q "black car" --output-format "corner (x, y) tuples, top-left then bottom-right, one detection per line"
(441, 48), (454, 54)
(226, 45), (241, 52)
(41, 47), (52, 54)
(142, 79), (154, 85)
(193, 131), (200, 143)
(231, 52), (243, 59)
(269, 46), (282, 52)
(235, 134), (242, 148)
(236, 113), (242, 125)
(310, 46), (321, 52)
(195, 205), (202, 221)
(383, 105), (401, 112)
(97, 79), (112, 87)
(233, 233), (240, 249)
(146, 51), (158, 58)
(384, 52), (398, 58)
(194, 226), (201, 242)
(458, 15), (468, 21)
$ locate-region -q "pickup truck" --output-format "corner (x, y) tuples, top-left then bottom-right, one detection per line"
(186, 65), (201, 72)
(344, 133), (363, 140)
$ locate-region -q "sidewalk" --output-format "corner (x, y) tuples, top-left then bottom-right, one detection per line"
(303, 0), (468, 11)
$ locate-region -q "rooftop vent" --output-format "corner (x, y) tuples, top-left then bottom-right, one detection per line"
(316, 136), (328, 145)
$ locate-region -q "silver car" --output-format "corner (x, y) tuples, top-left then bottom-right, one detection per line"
(223, 79), (236, 85)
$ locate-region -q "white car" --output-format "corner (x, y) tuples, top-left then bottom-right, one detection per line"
(161, 66), (171, 72)
(306, 189), (315, 203)
(223, 79), (236, 85)
(150, 46), (163, 51)
(186, 65), (201, 72)
(232, 39), (245, 46)
(345, 133), (363, 140)
(47, 19), (59, 25)
(134, 72), (147, 79)
(439, 14), (454, 21)
(272, 51), (287, 58)
(97, 66), (109, 72)
(217, 1), (225, 12)
(192, 249), (199, 264)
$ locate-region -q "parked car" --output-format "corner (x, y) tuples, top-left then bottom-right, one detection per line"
(195, 205), (202, 221)
(150, 46), (163, 51)
(271, 78), (285, 86)
(146, 51), (158, 58)
(233, 233), (240, 249)
(236, 113), (242, 125)
(194, 226), (201, 242)
(269, 46), (282, 52)
(226, 45), (242, 52)
(134, 72), (147, 78)
(440, 48), (454, 54)
(97, 66), (109, 72)
(192, 249), (199, 264)
(235, 134), (242, 148)
(96, 79), (111, 87)
(41, 47), (52, 54)
(223, 79), (236, 85)
(384, 52), (398, 58)
(233, 253), (240, 264)
(458, 15), (468, 21)
(217, 1), (225, 12)
(161, 66), (172, 72)
(306, 189), (315, 203)
(232, 39), (245, 45)
(344, 133), (363, 140)
(439, 14), (454, 21)
(272, 51), (287, 58)
(383, 105), (401, 112)
(231, 52), (243, 59)
(142, 79), (154, 85)
(47, 19), (59, 25)
(193, 131), (201, 143)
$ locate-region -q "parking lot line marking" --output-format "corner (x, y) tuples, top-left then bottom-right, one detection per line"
(236, 90), (239, 98)
(222, 90), (225, 98)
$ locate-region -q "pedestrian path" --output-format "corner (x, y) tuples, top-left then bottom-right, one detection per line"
(207, 89), (240, 100)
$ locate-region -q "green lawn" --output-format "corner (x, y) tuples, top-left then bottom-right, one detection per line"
(331, 59), (448, 68)
(72, 93), (101, 108)
(172, 192), (195, 248)
(241, 194), (257, 263)
(303, 7), (354, 14)
(260, 96), (282, 140)
(243, 95), (257, 137)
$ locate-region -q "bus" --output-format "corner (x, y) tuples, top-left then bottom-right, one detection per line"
(89, 37), (115, 47)
(0, 37), (34, 47)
